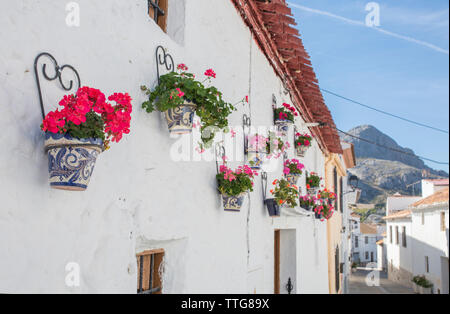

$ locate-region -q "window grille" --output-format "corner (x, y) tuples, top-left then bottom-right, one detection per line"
(137, 249), (164, 294)
(148, 0), (168, 31)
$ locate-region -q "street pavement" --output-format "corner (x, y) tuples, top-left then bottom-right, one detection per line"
(348, 268), (415, 294)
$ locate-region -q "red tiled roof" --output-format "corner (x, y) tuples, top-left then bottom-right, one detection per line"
(411, 187), (449, 208)
(424, 179), (449, 186)
(383, 209), (412, 221)
(230, 0), (342, 154)
(376, 239), (384, 245)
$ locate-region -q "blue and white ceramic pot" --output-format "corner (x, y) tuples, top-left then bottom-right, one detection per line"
(307, 187), (320, 196)
(285, 173), (301, 185)
(315, 211), (323, 220)
(295, 145), (309, 157)
(274, 119), (293, 136)
(247, 147), (266, 170)
(44, 133), (103, 191)
(222, 192), (246, 212)
(164, 100), (197, 135)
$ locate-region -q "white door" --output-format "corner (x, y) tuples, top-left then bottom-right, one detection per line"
(279, 230), (297, 294)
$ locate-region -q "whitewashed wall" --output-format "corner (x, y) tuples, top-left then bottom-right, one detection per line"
(0, 0), (330, 293)
(386, 196), (421, 215)
(386, 219), (413, 287)
(411, 206), (449, 293)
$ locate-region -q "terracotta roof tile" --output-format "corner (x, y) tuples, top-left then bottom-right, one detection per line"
(423, 179), (449, 186)
(230, 0), (342, 154)
(411, 187), (449, 208)
(383, 209), (412, 221)
(376, 239), (384, 245)
(360, 223), (378, 234)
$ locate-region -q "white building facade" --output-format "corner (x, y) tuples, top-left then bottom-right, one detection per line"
(0, 0), (347, 294)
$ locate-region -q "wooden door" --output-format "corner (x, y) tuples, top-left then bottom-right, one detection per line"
(274, 230), (280, 294)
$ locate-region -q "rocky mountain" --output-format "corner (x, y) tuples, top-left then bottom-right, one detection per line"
(341, 125), (448, 206)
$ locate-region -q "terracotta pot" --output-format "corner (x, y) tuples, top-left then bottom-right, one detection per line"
(45, 133), (103, 191)
(265, 199), (280, 217)
(222, 193), (246, 212)
(274, 119), (293, 136)
(285, 173), (301, 185)
(164, 100), (196, 134)
(295, 145), (309, 157)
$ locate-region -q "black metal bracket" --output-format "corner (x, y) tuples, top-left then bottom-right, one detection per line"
(261, 171), (268, 201)
(156, 45), (174, 85)
(34, 52), (81, 119)
(243, 114), (251, 155)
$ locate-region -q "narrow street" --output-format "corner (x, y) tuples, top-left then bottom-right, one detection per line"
(348, 268), (415, 294)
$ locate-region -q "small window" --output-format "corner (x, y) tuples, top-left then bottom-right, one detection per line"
(365, 252), (369, 260)
(389, 226), (393, 243)
(365, 236), (368, 244)
(148, 0), (168, 32)
(425, 256), (429, 273)
(355, 236), (359, 248)
(441, 212), (446, 231)
(395, 226), (399, 245)
(402, 226), (407, 248)
(137, 249), (164, 294)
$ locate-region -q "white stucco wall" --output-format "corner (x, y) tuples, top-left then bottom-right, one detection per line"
(0, 0), (330, 294)
(421, 180), (448, 198)
(385, 219), (413, 286)
(411, 205), (449, 293)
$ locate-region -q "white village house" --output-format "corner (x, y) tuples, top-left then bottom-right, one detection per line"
(383, 180), (449, 293)
(0, 0), (358, 294)
(349, 213), (382, 266)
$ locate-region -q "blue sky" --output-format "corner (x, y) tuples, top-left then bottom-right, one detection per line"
(288, 0), (449, 172)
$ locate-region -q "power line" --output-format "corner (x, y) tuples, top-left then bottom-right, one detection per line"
(319, 87), (449, 134)
(336, 128), (449, 166)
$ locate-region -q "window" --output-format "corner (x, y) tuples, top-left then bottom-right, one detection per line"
(422, 212), (425, 225)
(355, 236), (359, 248)
(335, 246), (340, 292)
(425, 256), (429, 273)
(402, 226), (407, 248)
(389, 226), (393, 243)
(441, 212), (446, 231)
(395, 226), (399, 245)
(137, 249), (164, 294)
(148, 0), (168, 32)
(365, 236), (368, 244)
(365, 252), (369, 260)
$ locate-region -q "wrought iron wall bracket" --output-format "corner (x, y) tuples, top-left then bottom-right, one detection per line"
(243, 114), (251, 155)
(156, 45), (174, 85)
(261, 171), (268, 201)
(34, 52), (81, 119)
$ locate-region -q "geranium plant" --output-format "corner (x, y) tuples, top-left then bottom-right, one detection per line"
(267, 132), (289, 158)
(247, 134), (269, 152)
(314, 203), (335, 220)
(274, 102), (298, 122)
(270, 179), (299, 207)
(141, 64), (238, 148)
(41, 86), (132, 191)
(295, 132), (312, 148)
(306, 172), (322, 189)
(319, 189), (336, 201)
(41, 86), (132, 149)
(299, 194), (316, 210)
(216, 165), (258, 196)
(283, 159), (305, 176)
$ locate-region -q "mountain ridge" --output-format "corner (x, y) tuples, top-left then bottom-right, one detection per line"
(341, 125), (448, 205)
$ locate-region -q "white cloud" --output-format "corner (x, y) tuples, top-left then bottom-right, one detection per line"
(288, 2), (449, 55)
